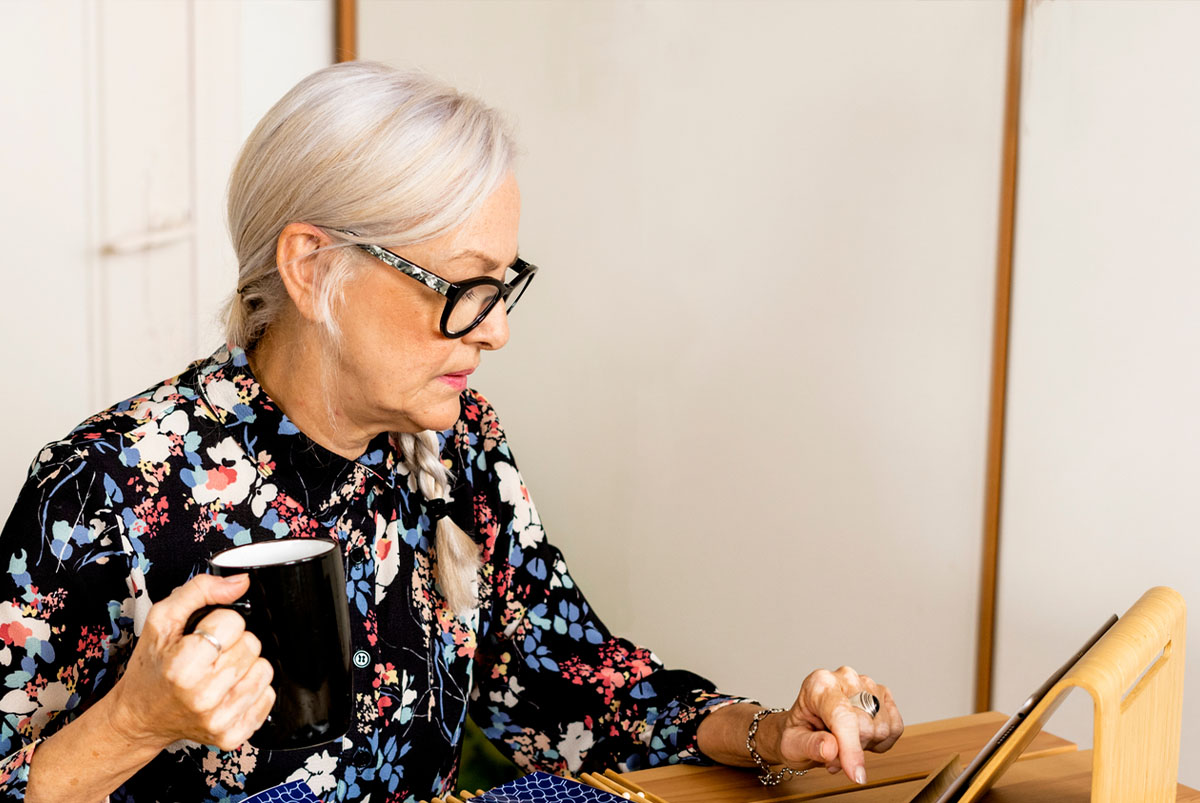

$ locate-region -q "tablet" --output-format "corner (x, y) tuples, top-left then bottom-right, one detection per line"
(933, 613), (1119, 803)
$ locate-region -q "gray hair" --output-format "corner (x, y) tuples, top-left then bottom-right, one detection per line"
(225, 61), (516, 616)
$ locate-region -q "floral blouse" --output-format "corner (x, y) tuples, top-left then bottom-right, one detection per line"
(0, 347), (747, 801)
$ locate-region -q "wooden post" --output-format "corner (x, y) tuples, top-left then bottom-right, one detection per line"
(976, 0), (1027, 714)
(335, 0), (356, 63)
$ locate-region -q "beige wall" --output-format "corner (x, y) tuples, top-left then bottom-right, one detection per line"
(994, 1), (1200, 786)
(0, 0), (332, 518)
(361, 0), (1008, 721)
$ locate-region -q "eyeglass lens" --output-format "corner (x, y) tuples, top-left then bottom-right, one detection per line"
(445, 268), (534, 336)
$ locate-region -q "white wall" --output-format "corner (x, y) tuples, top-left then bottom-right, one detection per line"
(0, 0), (332, 518)
(994, 0), (1200, 786)
(361, 0), (1008, 722)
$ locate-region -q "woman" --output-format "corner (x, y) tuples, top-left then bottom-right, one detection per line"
(0, 62), (902, 802)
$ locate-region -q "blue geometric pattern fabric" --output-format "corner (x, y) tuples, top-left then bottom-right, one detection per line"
(475, 773), (624, 803)
(243, 781), (322, 803)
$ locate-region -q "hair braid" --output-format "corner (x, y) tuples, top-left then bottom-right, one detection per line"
(396, 430), (480, 617)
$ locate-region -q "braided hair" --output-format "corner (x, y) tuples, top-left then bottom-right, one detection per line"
(395, 430), (480, 617)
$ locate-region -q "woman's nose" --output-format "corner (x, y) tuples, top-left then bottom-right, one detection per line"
(464, 302), (510, 351)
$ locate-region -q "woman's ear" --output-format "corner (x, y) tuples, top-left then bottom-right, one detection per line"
(275, 222), (333, 323)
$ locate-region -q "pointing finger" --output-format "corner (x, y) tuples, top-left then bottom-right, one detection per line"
(827, 703), (867, 784)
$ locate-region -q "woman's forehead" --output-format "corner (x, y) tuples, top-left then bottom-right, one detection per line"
(426, 176), (521, 269)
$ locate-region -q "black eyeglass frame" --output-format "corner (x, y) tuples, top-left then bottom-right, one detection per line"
(354, 242), (538, 339)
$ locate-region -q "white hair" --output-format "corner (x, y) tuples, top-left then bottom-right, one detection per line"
(225, 61), (516, 616)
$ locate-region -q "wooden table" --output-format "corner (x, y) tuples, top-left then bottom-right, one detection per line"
(624, 712), (1199, 802)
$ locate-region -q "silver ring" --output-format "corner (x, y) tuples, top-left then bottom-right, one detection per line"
(191, 628), (223, 657)
(849, 690), (880, 719)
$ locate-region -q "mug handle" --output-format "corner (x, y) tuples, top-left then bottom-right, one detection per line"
(183, 599), (253, 636)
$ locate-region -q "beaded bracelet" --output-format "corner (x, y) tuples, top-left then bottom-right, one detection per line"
(746, 707), (809, 786)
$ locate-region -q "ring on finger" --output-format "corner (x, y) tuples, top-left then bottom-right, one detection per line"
(191, 628), (224, 658)
(849, 690), (880, 719)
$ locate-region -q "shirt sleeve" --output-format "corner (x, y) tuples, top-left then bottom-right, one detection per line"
(0, 444), (139, 798)
(464, 398), (756, 775)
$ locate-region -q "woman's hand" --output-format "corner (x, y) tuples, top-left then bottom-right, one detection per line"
(696, 666), (903, 787)
(771, 666), (903, 784)
(104, 573), (276, 752)
(27, 574), (277, 802)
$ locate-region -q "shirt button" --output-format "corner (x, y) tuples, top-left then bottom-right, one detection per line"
(352, 649), (371, 669)
(351, 746), (374, 768)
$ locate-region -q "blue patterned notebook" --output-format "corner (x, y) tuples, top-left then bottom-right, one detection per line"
(242, 780), (322, 803)
(473, 772), (626, 803)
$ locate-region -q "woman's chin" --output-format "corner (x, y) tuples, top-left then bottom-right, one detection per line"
(392, 402), (462, 435)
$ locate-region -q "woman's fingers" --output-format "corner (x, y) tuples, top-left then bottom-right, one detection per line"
(869, 683), (904, 753)
(167, 633), (272, 748)
(825, 702), (867, 783)
(847, 673), (903, 753)
(784, 666), (904, 786)
(208, 657), (275, 750)
(201, 636), (268, 714)
(828, 668), (904, 754)
(145, 573), (250, 640)
(781, 725), (837, 765)
(788, 669), (867, 783)
(235, 678), (277, 746)
(166, 607), (250, 691)
(186, 607), (247, 657)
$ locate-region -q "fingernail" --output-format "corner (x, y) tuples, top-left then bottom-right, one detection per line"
(855, 767), (867, 785)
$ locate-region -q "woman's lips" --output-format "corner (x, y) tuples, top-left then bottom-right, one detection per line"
(438, 368), (474, 391)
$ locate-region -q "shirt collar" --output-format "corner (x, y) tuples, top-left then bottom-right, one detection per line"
(196, 346), (398, 514)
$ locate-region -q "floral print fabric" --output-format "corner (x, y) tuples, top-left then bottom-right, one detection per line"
(0, 347), (748, 801)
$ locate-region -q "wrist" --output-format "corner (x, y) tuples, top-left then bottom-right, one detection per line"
(26, 683), (168, 803)
(747, 707), (807, 787)
(748, 708), (785, 765)
(99, 679), (170, 753)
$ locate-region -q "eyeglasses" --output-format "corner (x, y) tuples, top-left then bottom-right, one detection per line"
(354, 242), (538, 339)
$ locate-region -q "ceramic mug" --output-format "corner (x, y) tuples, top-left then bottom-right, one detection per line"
(184, 537), (353, 750)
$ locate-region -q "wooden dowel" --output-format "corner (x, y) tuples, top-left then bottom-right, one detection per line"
(445, 796), (464, 803)
(603, 769), (645, 792)
(601, 770), (670, 803)
(579, 772), (608, 789)
(581, 772), (628, 797)
(600, 773), (638, 795)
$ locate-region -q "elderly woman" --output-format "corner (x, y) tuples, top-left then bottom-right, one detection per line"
(0, 62), (902, 802)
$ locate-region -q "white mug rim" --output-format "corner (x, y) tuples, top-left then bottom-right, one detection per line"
(210, 537), (337, 570)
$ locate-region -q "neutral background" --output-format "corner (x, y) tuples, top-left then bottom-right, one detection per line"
(991, 0), (1200, 780)
(2, 0), (1198, 787)
(360, 0), (1006, 733)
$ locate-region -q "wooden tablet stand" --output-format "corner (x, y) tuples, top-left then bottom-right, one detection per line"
(954, 585), (1187, 803)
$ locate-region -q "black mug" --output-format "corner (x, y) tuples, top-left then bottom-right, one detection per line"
(184, 537), (353, 750)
